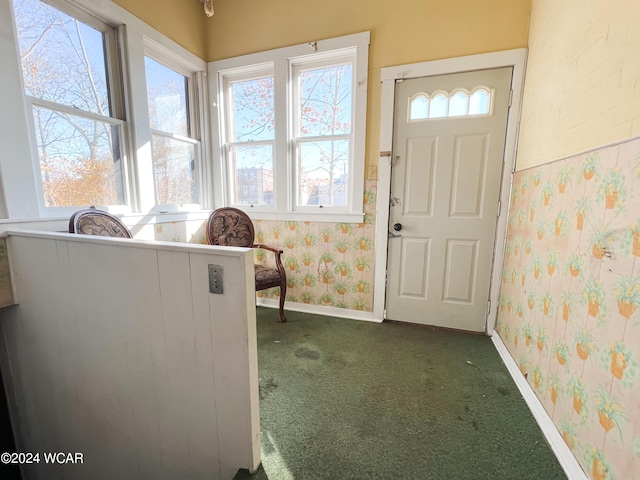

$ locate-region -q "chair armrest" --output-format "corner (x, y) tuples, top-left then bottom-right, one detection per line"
(253, 244), (283, 255)
(253, 244), (286, 278)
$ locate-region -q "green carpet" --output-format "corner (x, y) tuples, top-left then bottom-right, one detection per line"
(236, 308), (566, 480)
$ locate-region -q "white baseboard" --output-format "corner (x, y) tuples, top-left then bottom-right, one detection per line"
(256, 298), (383, 323)
(491, 333), (587, 480)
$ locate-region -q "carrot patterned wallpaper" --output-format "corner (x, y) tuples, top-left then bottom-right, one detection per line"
(496, 137), (640, 480)
(141, 180), (378, 313)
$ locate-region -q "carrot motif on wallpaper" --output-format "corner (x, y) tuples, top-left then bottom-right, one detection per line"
(497, 137), (640, 480)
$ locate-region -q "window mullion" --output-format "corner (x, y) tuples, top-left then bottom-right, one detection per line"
(273, 57), (289, 213)
(125, 30), (155, 212)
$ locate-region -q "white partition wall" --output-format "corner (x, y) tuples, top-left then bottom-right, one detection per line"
(0, 231), (260, 480)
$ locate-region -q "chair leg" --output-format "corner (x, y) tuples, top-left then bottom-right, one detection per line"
(278, 280), (286, 322)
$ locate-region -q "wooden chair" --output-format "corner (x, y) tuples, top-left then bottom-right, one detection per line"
(69, 207), (133, 239)
(206, 207), (287, 322)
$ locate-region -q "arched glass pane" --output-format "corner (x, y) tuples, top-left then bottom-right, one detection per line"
(469, 90), (490, 115)
(410, 95), (429, 120)
(429, 94), (448, 118)
(449, 92), (469, 117)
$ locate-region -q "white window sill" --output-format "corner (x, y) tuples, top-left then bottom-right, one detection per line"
(122, 210), (212, 226)
(242, 210), (364, 223)
(0, 209), (365, 232)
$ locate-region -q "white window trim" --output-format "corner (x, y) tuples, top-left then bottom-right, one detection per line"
(0, 0), (208, 220)
(20, 5), (131, 214)
(209, 31), (369, 223)
(220, 66), (275, 209)
(291, 54), (354, 214)
(143, 38), (206, 212)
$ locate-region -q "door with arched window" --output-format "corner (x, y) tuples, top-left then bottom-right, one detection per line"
(386, 67), (513, 331)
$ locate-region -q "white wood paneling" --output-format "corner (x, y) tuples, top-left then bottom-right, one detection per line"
(0, 231), (259, 480)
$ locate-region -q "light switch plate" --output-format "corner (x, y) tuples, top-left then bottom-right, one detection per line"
(208, 264), (223, 294)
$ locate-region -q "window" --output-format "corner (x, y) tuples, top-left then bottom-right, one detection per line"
(211, 32), (369, 221)
(409, 88), (493, 121)
(13, 0), (125, 208)
(293, 59), (352, 209)
(224, 71), (275, 206)
(144, 54), (200, 207)
(4, 0), (207, 218)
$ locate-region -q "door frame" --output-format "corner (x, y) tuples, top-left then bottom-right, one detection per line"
(373, 49), (527, 335)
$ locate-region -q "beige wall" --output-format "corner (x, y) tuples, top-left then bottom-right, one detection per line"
(204, 0), (531, 173)
(113, 0), (207, 58)
(516, 0), (640, 170)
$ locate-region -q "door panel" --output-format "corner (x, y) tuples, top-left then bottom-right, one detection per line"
(385, 67), (512, 331)
(450, 134), (488, 217)
(405, 137), (437, 216)
(398, 238), (430, 298)
(443, 239), (477, 303)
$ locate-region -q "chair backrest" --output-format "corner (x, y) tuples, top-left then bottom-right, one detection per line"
(69, 208), (133, 239)
(206, 208), (255, 248)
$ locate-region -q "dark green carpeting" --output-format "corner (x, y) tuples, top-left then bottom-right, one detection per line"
(236, 308), (566, 480)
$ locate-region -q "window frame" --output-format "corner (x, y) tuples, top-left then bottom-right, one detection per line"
(291, 54), (355, 213)
(209, 32), (370, 222)
(143, 40), (205, 212)
(17, 0), (130, 213)
(0, 0), (209, 219)
(221, 66), (276, 207)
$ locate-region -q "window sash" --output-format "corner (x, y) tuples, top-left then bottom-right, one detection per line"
(291, 56), (354, 140)
(144, 55), (192, 138)
(221, 68), (276, 210)
(225, 73), (275, 143)
(13, 0), (128, 212)
(143, 43), (205, 212)
(292, 134), (352, 211)
(16, 0), (125, 122)
(28, 102), (127, 208)
(224, 140), (275, 208)
(150, 132), (199, 206)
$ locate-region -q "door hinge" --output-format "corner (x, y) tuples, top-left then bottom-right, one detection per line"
(496, 200), (501, 217)
(487, 300), (491, 315)
(508, 89), (513, 107)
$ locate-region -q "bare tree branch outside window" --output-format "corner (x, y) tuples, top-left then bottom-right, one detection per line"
(13, 0), (123, 207)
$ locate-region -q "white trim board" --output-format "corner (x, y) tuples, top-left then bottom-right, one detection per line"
(375, 48), (528, 333)
(257, 298), (382, 323)
(491, 333), (588, 480)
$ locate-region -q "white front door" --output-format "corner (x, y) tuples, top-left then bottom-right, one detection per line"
(385, 67), (512, 331)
